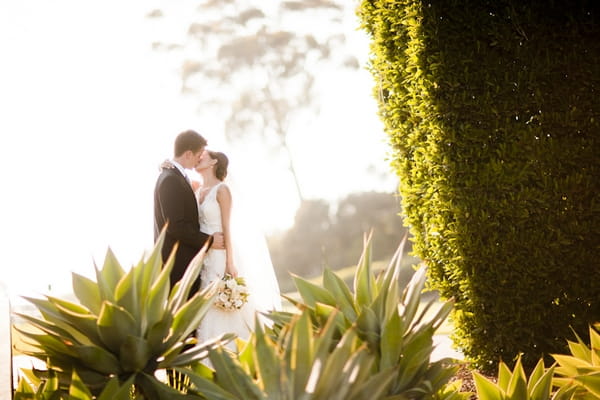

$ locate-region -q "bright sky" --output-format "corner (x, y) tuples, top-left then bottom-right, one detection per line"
(0, 0), (396, 302)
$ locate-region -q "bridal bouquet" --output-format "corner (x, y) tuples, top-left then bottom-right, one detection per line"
(214, 274), (249, 311)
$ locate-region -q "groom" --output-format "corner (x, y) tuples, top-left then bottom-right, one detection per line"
(154, 129), (224, 292)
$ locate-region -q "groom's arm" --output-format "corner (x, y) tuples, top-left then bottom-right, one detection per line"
(158, 176), (212, 249)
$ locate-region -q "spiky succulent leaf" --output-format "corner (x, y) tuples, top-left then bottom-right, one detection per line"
(97, 301), (138, 353)
(72, 344), (122, 374)
(119, 335), (152, 372)
(293, 274), (337, 309)
(18, 229), (217, 395)
(353, 232), (377, 308)
(168, 243), (208, 311)
(113, 264), (140, 322)
(380, 310), (404, 369)
(68, 369), (94, 399)
(95, 247), (125, 303)
(473, 371), (504, 400)
(72, 272), (102, 315)
(322, 267), (357, 320)
(279, 236), (457, 399)
(166, 333), (235, 367)
(96, 376), (136, 400)
(253, 317), (281, 397)
(165, 284), (216, 349)
(144, 248), (176, 331)
(176, 367), (241, 400)
(207, 347), (265, 400)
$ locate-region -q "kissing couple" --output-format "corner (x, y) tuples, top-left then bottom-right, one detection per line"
(153, 129), (281, 347)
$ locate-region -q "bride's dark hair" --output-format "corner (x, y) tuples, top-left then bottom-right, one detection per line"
(209, 151), (229, 181)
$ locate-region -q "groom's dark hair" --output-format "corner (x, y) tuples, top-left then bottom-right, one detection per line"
(174, 130), (207, 156)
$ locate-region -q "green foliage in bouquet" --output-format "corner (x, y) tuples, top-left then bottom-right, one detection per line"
(357, 0), (600, 370)
(265, 234), (462, 399)
(14, 230), (234, 399)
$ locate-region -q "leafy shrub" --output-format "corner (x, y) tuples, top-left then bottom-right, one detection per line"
(358, 0), (600, 370)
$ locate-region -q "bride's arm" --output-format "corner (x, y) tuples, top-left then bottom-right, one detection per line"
(217, 184), (238, 277)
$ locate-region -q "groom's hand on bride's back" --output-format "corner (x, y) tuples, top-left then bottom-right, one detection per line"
(211, 232), (225, 250)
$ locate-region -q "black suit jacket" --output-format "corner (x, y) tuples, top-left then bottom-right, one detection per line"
(154, 167), (211, 291)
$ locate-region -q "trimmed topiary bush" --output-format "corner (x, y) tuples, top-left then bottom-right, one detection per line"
(358, 0), (600, 370)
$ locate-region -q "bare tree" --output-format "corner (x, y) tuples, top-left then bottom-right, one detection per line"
(147, 0), (358, 201)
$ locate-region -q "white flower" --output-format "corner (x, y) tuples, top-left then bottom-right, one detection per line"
(225, 279), (237, 289)
(218, 293), (230, 303)
(214, 273), (249, 311)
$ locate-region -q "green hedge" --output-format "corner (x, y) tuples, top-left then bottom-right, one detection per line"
(358, 0), (600, 370)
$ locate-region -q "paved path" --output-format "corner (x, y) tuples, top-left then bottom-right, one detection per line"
(0, 285), (13, 399)
(432, 334), (463, 361)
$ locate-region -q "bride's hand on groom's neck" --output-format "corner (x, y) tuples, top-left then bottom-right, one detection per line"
(160, 159), (174, 170)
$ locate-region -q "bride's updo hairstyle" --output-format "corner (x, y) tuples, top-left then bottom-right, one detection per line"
(209, 151), (228, 181)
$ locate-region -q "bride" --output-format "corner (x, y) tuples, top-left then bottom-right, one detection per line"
(193, 150), (281, 348)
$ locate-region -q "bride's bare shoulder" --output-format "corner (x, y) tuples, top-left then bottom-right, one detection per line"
(216, 183), (232, 199)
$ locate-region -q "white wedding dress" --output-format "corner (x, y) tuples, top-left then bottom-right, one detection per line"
(196, 182), (281, 350)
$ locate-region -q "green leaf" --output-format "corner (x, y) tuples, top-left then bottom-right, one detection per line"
(68, 369), (94, 399)
(380, 310), (404, 369)
(293, 274), (337, 308)
(144, 248), (176, 331)
(168, 287), (214, 347)
(97, 376), (135, 400)
(95, 248), (126, 302)
(208, 346), (264, 400)
(146, 313), (173, 352)
(168, 333), (235, 367)
(168, 243), (209, 311)
(400, 267), (427, 327)
(119, 335), (152, 372)
(526, 358), (546, 395)
(175, 367), (241, 400)
(574, 372), (600, 397)
(314, 302), (347, 333)
(529, 365), (554, 400)
(473, 371), (504, 400)
(15, 312), (91, 347)
(97, 301), (138, 353)
(355, 308), (380, 352)
(353, 232), (376, 308)
(253, 318), (281, 398)
(72, 344), (122, 374)
(72, 272), (102, 315)
(506, 356), (527, 399)
(289, 311), (314, 396)
(323, 268), (357, 321)
(14, 377), (35, 397)
(114, 266), (140, 323)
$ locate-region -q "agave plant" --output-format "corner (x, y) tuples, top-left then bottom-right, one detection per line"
(14, 230), (234, 399)
(175, 309), (398, 400)
(265, 233), (459, 399)
(473, 355), (562, 400)
(14, 368), (134, 400)
(552, 324), (600, 399)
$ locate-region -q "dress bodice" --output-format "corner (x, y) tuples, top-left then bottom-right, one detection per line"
(198, 183), (223, 234)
